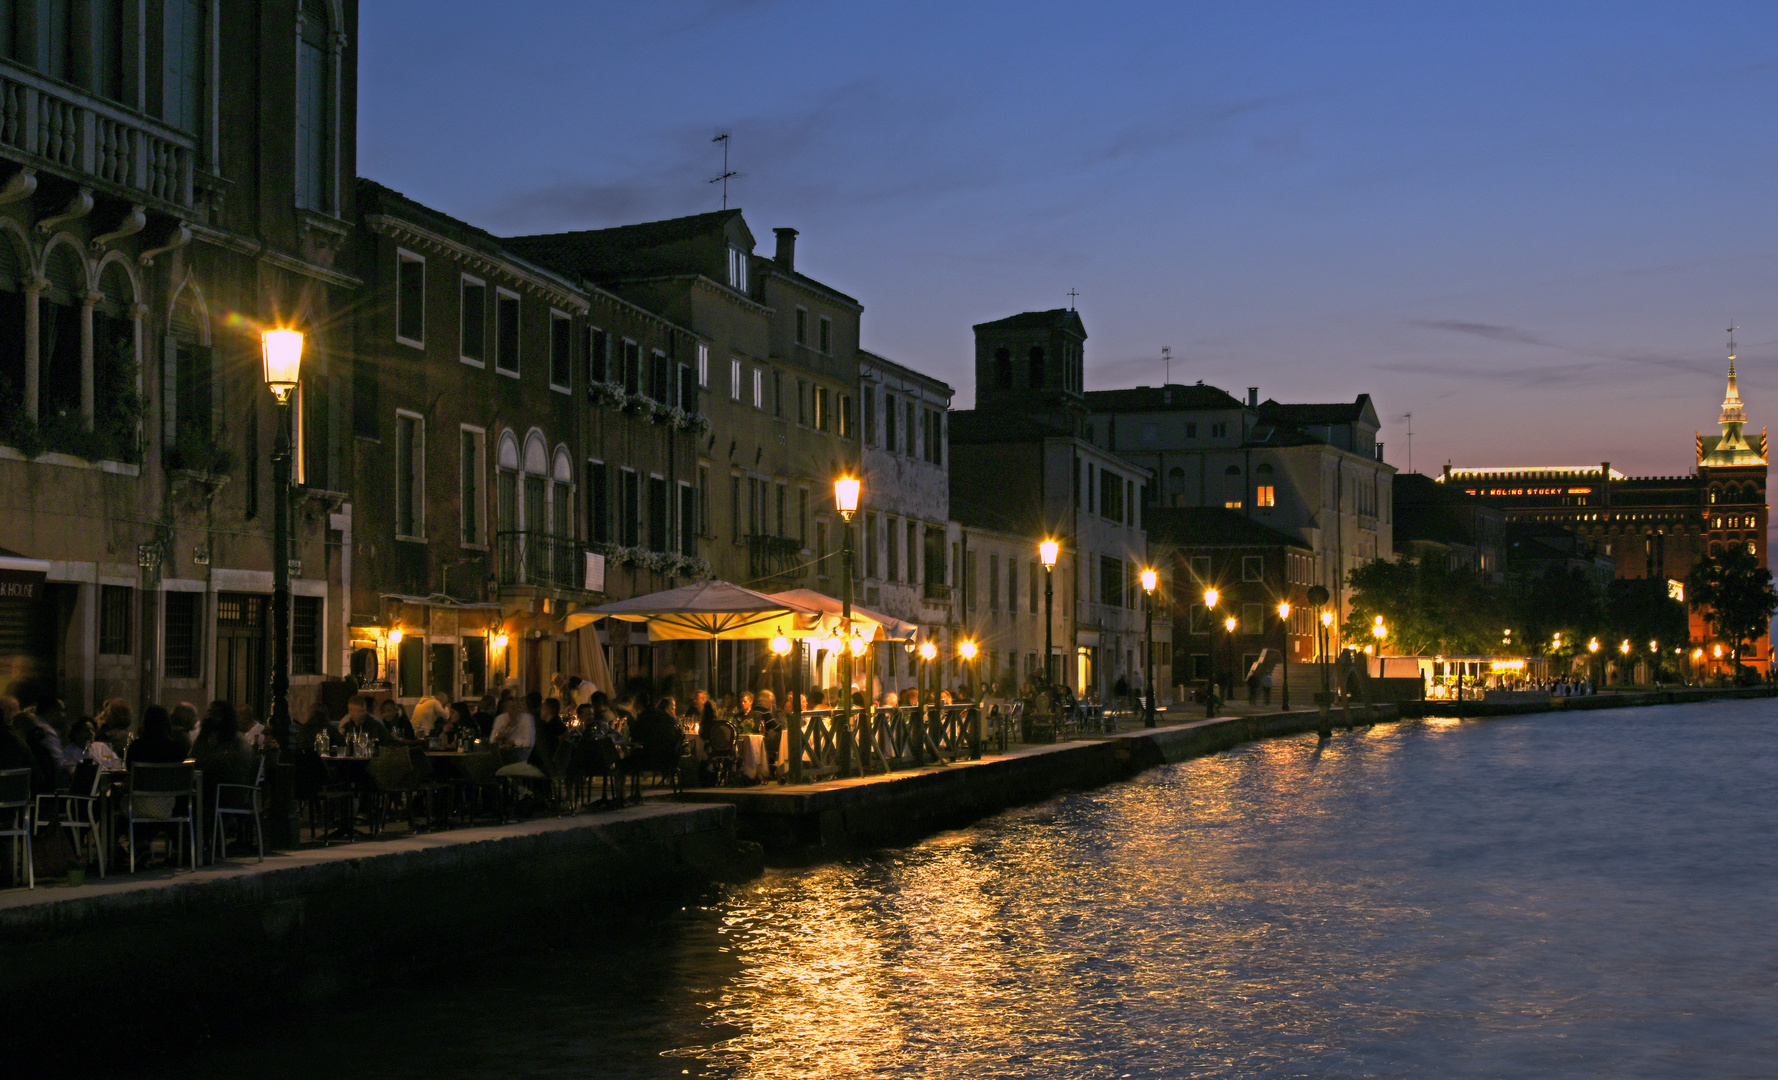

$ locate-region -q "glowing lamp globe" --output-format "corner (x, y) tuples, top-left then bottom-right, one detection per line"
(1140, 568), (1158, 593)
(1039, 539), (1060, 568)
(833, 476), (861, 518)
(261, 328), (304, 403)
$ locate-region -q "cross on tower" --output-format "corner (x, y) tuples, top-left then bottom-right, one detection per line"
(1067, 288), (1079, 310)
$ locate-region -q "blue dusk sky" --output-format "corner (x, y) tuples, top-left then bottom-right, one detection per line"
(361, 1), (1777, 481)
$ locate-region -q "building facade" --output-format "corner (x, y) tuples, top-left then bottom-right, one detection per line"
(0, 0), (358, 718)
(1444, 353), (1768, 666)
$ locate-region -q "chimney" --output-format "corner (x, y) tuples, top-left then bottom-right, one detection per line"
(1247, 387), (1258, 407)
(773, 227), (798, 272)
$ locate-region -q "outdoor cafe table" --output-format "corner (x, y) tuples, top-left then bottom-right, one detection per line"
(688, 730), (784, 782)
(317, 754), (371, 839)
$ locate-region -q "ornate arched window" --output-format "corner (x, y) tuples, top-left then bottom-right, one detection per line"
(496, 430), (519, 534)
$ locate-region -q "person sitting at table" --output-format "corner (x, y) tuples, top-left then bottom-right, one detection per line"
(235, 703), (266, 750)
(490, 692), (535, 766)
(535, 697), (568, 768)
(127, 706), (188, 767)
(169, 703), (199, 755)
(626, 693), (680, 788)
(192, 701), (255, 788)
(806, 688), (826, 709)
(338, 695), (391, 749)
(97, 699), (133, 750)
(297, 702), (335, 751)
(438, 702), (474, 747)
(63, 716), (123, 771)
(473, 694), (498, 741)
(411, 691), (450, 738)
(11, 710), (63, 794)
(379, 698), (416, 742)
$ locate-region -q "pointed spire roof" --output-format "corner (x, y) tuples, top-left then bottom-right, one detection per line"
(1700, 323), (1765, 468)
(1721, 323), (1746, 427)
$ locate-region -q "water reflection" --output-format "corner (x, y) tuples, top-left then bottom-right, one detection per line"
(155, 703), (1778, 1079)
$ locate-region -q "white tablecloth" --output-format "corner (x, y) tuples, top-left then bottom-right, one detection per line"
(690, 730), (786, 781)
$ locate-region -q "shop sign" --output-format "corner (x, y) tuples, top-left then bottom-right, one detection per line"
(0, 568), (46, 600)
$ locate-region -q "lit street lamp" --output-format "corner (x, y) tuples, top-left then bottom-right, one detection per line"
(261, 327), (303, 847)
(1203, 587), (1221, 716)
(1306, 584), (1331, 736)
(1039, 539), (1059, 688)
(1277, 600), (1292, 711)
(834, 475), (860, 775)
(1141, 567), (1158, 727)
(1588, 637), (1600, 690)
(1224, 615), (1238, 705)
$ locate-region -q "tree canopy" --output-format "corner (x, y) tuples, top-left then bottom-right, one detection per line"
(1685, 545), (1777, 666)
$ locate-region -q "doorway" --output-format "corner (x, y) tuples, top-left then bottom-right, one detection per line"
(215, 592), (267, 721)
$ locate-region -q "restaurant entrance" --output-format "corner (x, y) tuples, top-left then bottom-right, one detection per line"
(215, 592), (268, 722)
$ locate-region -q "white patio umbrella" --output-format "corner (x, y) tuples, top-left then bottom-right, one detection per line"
(566, 579), (836, 639)
(767, 588), (919, 641)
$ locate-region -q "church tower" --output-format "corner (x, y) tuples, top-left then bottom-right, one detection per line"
(971, 308), (1088, 435)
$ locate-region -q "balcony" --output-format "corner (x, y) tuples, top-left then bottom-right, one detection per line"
(496, 531), (585, 593)
(0, 65), (195, 211)
(923, 580), (952, 603)
(748, 534), (805, 589)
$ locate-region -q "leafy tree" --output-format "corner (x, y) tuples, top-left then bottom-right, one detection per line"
(1603, 578), (1690, 656)
(1509, 565), (1607, 657)
(1344, 556), (1499, 655)
(1685, 545), (1778, 668)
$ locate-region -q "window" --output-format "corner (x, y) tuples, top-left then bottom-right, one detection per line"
(1185, 422), (1198, 438)
(648, 476), (668, 552)
(886, 519), (899, 583)
(753, 367), (764, 409)
(549, 312), (572, 390)
(994, 347), (1012, 388)
(863, 387), (877, 444)
(586, 328), (608, 385)
(840, 394), (854, 439)
(819, 316), (832, 354)
(460, 427), (486, 546)
(1211, 422), (1227, 438)
(293, 596), (322, 676)
(459, 277), (486, 365)
(1256, 485), (1276, 508)
(1241, 603), (1262, 635)
(160, 0), (204, 133)
(730, 474), (742, 543)
(1029, 346), (1045, 388)
(648, 351), (671, 402)
(495, 290), (520, 375)
(775, 481), (788, 537)
(697, 342), (709, 387)
(906, 400), (916, 457)
(619, 469), (641, 546)
(680, 364), (698, 412)
(396, 251), (424, 346)
(865, 512), (878, 578)
(728, 246), (749, 292)
(1007, 558), (1019, 614)
(163, 592), (201, 679)
(99, 586), (131, 655)
(397, 412), (425, 538)
(588, 461), (609, 543)
(730, 358), (742, 401)
(884, 394), (898, 452)
(796, 308), (807, 345)
(1242, 555), (1263, 582)
(1101, 555), (1124, 608)
(773, 371), (784, 417)
(1087, 463), (1096, 513)
(989, 554), (1000, 610)
(816, 387), (831, 432)
(623, 341), (641, 394)
(295, 1), (328, 210)
(799, 488), (810, 545)
(816, 522), (830, 577)
(699, 465), (711, 540)
(1100, 469), (1123, 521)
(966, 551), (978, 609)
(910, 521), (920, 584)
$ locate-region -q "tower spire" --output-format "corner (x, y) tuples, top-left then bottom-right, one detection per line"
(1722, 321), (1745, 429)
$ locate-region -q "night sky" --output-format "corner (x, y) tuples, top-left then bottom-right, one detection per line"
(360, 1), (1777, 490)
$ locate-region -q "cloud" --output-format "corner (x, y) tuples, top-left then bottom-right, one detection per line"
(1082, 96), (1287, 168)
(1407, 319), (1548, 347)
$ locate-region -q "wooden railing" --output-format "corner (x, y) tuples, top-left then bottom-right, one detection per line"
(786, 704), (981, 782)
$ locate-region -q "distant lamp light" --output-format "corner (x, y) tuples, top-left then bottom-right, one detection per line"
(492, 632), (508, 649)
(387, 628), (403, 644)
(958, 639), (978, 661)
(261, 328), (304, 403)
(1277, 600), (1291, 620)
(1204, 588), (1219, 609)
(770, 634), (792, 657)
(1649, 640), (1658, 653)
(1588, 638), (1600, 654)
(1039, 539), (1060, 568)
(1224, 616), (1237, 633)
(1714, 644), (1724, 658)
(919, 640), (937, 661)
(1620, 640), (1630, 655)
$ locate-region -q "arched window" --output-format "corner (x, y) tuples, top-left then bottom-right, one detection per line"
(1028, 346), (1045, 388)
(1168, 466), (1185, 481)
(522, 431), (549, 535)
(1257, 463), (1274, 474)
(38, 239), (85, 425)
(0, 227), (28, 426)
(94, 258), (140, 462)
(496, 431), (519, 534)
(994, 347), (1011, 388)
(551, 446), (573, 538)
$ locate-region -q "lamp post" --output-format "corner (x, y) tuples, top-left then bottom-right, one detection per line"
(1588, 637), (1600, 690)
(1203, 587), (1220, 716)
(918, 639), (938, 763)
(261, 328), (303, 847)
(1039, 538), (1059, 688)
(1140, 568), (1157, 727)
(1224, 615), (1238, 705)
(834, 475), (860, 774)
(1277, 600), (1292, 711)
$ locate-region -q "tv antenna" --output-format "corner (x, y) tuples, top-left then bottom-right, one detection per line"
(709, 132), (741, 210)
(1162, 345), (1172, 385)
(1402, 412), (1413, 473)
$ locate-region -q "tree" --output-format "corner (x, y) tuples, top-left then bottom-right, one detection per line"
(1685, 545), (1778, 668)
(1344, 556), (1499, 655)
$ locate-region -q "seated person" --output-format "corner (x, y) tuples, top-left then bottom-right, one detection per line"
(63, 717), (124, 771)
(191, 701), (256, 788)
(127, 706), (189, 766)
(489, 693), (535, 766)
(411, 691), (450, 738)
(297, 702), (337, 752)
(535, 697), (568, 767)
(338, 695), (391, 749)
(379, 698), (417, 742)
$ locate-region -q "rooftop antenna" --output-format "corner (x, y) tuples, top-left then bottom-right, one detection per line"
(1162, 345), (1172, 385)
(1067, 287), (1079, 310)
(1402, 412), (1413, 473)
(709, 132), (740, 210)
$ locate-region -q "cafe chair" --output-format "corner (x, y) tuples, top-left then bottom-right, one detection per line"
(293, 751), (358, 845)
(126, 762), (199, 874)
(37, 761), (106, 879)
(448, 750), (504, 825)
(212, 754), (265, 863)
(702, 719), (739, 788)
(0, 767), (34, 889)
(621, 729), (686, 800)
(367, 747), (449, 835)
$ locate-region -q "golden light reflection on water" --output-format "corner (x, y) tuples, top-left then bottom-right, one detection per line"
(667, 708), (1778, 1079)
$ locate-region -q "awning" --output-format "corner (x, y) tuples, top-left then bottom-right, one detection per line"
(567, 579), (838, 640)
(767, 588), (919, 641)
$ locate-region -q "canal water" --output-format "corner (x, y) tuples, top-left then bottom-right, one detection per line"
(151, 701), (1778, 1079)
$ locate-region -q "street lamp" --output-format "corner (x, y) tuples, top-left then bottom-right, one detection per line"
(834, 475), (860, 774)
(1139, 568), (1158, 726)
(1202, 587), (1221, 711)
(1277, 600), (1292, 711)
(1588, 637), (1600, 690)
(1224, 615), (1238, 703)
(1039, 538), (1059, 687)
(770, 633), (792, 709)
(260, 327), (303, 847)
